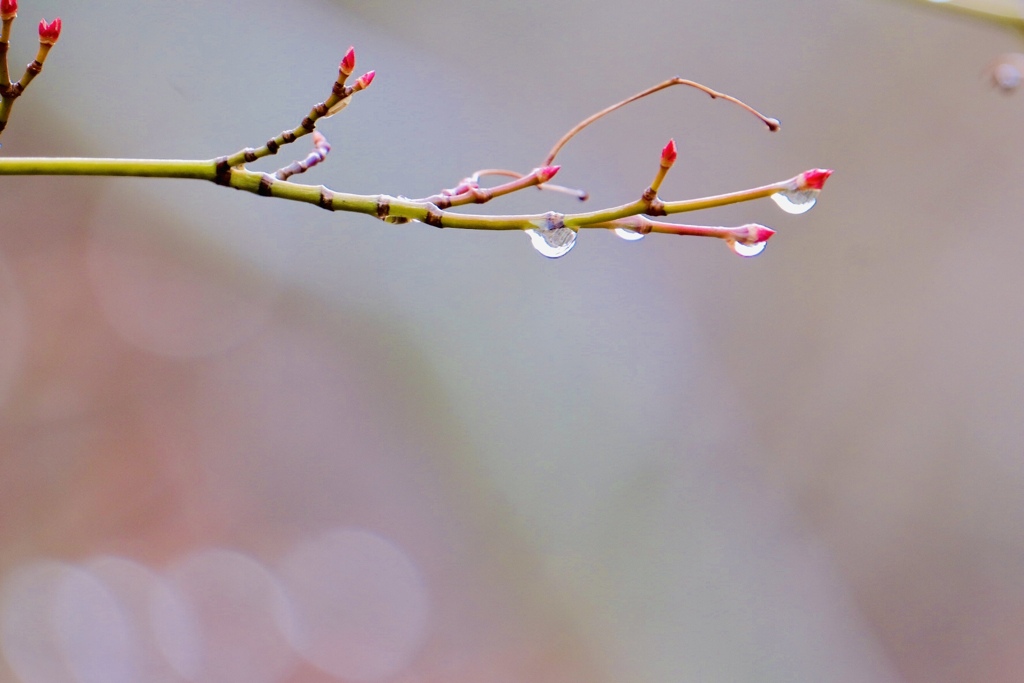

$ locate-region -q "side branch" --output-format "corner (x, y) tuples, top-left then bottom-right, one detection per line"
(213, 49), (374, 180)
(0, 153), (829, 258)
(542, 77), (781, 166)
(220, 166), (824, 233)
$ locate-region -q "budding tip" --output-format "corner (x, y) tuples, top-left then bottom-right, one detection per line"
(765, 117), (781, 132)
(0, 0), (17, 20)
(38, 16), (61, 44)
(749, 224), (776, 243)
(661, 138), (678, 165)
(538, 165), (560, 182)
(340, 46), (356, 75)
(802, 168), (833, 190)
(357, 70), (376, 88)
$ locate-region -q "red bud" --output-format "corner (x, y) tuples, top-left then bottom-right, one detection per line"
(800, 168), (832, 190)
(746, 224), (775, 243)
(661, 138), (677, 166)
(355, 70), (375, 89)
(38, 16), (61, 45)
(536, 165), (560, 183)
(0, 0), (17, 20)
(340, 46), (356, 76)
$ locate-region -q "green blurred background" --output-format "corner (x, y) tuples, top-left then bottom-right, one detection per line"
(0, 1), (1022, 682)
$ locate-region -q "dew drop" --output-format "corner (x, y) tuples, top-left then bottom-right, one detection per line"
(993, 62), (1021, 91)
(613, 228), (646, 242)
(525, 223), (577, 258)
(771, 188), (819, 215)
(729, 240), (768, 258)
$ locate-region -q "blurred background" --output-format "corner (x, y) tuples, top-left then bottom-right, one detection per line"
(0, 0), (1022, 681)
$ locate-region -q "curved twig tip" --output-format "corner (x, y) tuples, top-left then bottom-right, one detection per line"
(542, 76), (780, 166)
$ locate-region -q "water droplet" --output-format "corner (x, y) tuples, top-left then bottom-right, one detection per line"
(771, 188), (819, 215)
(729, 240), (768, 258)
(613, 228), (646, 242)
(525, 216), (577, 258)
(993, 62), (1021, 91)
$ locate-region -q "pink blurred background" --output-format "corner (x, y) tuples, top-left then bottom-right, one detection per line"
(1, 1), (1023, 681)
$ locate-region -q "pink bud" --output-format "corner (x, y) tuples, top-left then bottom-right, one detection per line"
(0, 0), (17, 20)
(800, 168), (832, 190)
(38, 16), (61, 45)
(340, 46), (356, 76)
(536, 165), (560, 183)
(356, 70), (375, 90)
(661, 138), (677, 166)
(747, 224), (775, 243)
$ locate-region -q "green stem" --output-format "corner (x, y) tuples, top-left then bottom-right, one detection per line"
(660, 180), (788, 214)
(0, 156), (797, 232)
(0, 27), (11, 89)
(0, 157), (215, 178)
(0, 98), (12, 133)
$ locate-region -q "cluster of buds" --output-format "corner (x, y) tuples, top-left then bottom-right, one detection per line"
(324, 46), (375, 118)
(0, 0), (60, 135)
(212, 44), (376, 188)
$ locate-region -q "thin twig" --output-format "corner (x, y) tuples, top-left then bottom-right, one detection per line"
(542, 77), (780, 167)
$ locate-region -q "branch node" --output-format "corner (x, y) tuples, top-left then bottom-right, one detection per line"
(647, 198), (667, 216)
(257, 173), (275, 196)
(318, 186), (336, 211)
(375, 195), (391, 221)
(423, 205), (444, 228)
(213, 157), (232, 186)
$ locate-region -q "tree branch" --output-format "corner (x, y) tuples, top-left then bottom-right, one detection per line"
(0, 4), (833, 259)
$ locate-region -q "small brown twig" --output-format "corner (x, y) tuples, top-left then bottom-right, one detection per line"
(273, 131), (332, 181)
(422, 76), (780, 215)
(542, 76), (781, 167)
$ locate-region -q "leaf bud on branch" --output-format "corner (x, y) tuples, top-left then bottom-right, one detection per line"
(354, 70), (375, 91)
(0, 0), (17, 22)
(36, 16), (58, 45)
(339, 46), (356, 77)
